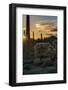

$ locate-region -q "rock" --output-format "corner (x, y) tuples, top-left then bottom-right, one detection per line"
(41, 58), (52, 67)
(27, 67), (43, 74)
(33, 58), (42, 66)
(43, 66), (57, 73)
(23, 64), (31, 70)
(23, 59), (33, 64)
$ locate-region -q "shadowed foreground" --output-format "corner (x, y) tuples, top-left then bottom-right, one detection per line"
(23, 36), (57, 75)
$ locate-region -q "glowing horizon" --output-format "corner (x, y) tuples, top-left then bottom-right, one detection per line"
(22, 15), (57, 40)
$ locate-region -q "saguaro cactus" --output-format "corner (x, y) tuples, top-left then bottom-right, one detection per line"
(26, 15), (30, 42)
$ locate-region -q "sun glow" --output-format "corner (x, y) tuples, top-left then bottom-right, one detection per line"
(23, 22), (57, 40)
(35, 24), (40, 28)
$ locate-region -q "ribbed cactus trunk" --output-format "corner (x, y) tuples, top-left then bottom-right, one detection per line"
(26, 15), (30, 59)
(26, 15), (30, 42)
(33, 31), (34, 40)
(41, 33), (42, 40)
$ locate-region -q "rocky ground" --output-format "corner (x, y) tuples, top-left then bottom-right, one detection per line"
(23, 36), (57, 75)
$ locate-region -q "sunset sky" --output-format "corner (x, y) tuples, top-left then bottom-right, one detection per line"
(23, 15), (57, 40)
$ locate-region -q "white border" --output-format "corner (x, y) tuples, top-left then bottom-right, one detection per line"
(16, 7), (64, 83)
